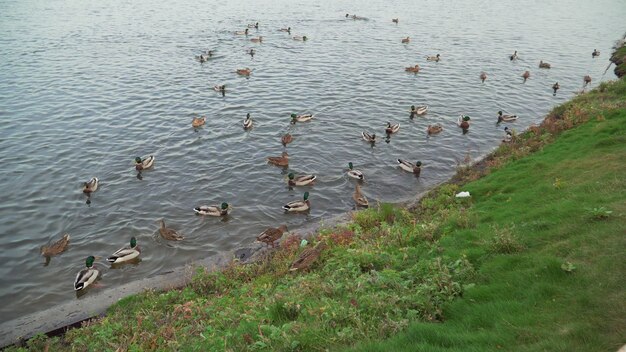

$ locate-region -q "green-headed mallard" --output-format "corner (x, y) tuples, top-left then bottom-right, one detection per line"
(257, 224), (288, 247)
(427, 124), (443, 135)
(592, 49), (600, 58)
(503, 126), (513, 143)
(135, 156), (155, 171)
(281, 133), (293, 146)
(279, 27), (291, 33)
(41, 233), (70, 257)
(353, 184), (369, 207)
(539, 60), (551, 69)
(288, 172), (316, 186)
(74, 255), (99, 291)
(397, 159), (422, 176)
(192, 116), (206, 128)
(283, 191), (310, 212)
(243, 113), (253, 129)
(214, 84), (226, 92)
(194, 202), (231, 216)
(480, 72), (487, 83)
(235, 28), (249, 35)
(247, 22), (259, 29)
(497, 111), (518, 123)
(290, 113), (313, 123)
(458, 115), (470, 130)
(426, 54), (440, 62)
(267, 151), (289, 166)
(385, 122), (400, 134)
(293, 35), (307, 41)
(82, 177), (99, 193)
(289, 242), (326, 271)
(522, 71), (530, 82)
(158, 219), (183, 241)
(510, 50), (518, 61)
(347, 162), (364, 180)
(362, 131), (376, 143)
(107, 237), (141, 264)
(410, 105), (428, 119)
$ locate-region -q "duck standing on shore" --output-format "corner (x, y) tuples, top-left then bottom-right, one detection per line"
(289, 242), (326, 271)
(584, 75), (591, 86)
(74, 256), (99, 291)
(257, 225), (288, 248)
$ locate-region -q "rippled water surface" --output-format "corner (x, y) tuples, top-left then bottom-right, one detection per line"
(0, 0), (624, 322)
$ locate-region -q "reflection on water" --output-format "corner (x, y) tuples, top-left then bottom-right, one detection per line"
(0, 0), (624, 323)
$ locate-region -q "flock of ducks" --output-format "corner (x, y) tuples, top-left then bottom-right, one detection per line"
(39, 15), (604, 293)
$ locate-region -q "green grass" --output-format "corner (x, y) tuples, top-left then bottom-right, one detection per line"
(611, 41), (626, 77)
(6, 79), (626, 352)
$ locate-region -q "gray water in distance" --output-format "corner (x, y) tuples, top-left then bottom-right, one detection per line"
(0, 0), (624, 323)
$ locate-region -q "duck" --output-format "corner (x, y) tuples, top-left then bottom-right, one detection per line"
(281, 133), (293, 146)
(194, 202), (231, 216)
(235, 28), (249, 35)
(584, 75), (591, 86)
(426, 54), (440, 62)
(522, 70), (530, 83)
(397, 159), (422, 176)
(192, 116), (206, 128)
(282, 191), (310, 212)
(503, 126), (513, 143)
(480, 72), (487, 83)
(552, 82), (560, 94)
(107, 237), (141, 264)
(401, 37), (410, 44)
(198, 54), (207, 63)
(293, 36), (308, 41)
(347, 162), (364, 180)
(510, 50), (518, 61)
(267, 151), (289, 166)
(539, 60), (551, 69)
(405, 64), (420, 73)
(246, 48), (256, 56)
(243, 113), (253, 129)
(497, 111), (518, 123)
(289, 242), (326, 271)
(290, 113), (313, 123)
(204, 50), (214, 57)
(279, 27), (291, 33)
(236, 68), (252, 76)
(353, 184), (369, 207)
(74, 255), (99, 291)
(458, 115), (471, 131)
(158, 219), (183, 241)
(257, 225), (288, 248)
(410, 105), (428, 119)
(135, 155), (155, 171)
(385, 122), (400, 134)
(427, 124), (443, 135)
(592, 49), (600, 58)
(41, 233), (70, 258)
(362, 131), (376, 143)
(288, 173), (316, 186)
(247, 22), (259, 29)
(392, 18), (399, 23)
(250, 36), (263, 43)
(214, 84), (226, 92)
(82, 177), (99, 193)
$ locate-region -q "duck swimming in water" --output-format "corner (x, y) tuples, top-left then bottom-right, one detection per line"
(293, 35), (308, 41)
(510, 50), (518, 61)
(592, 49), (600, 58)
(522, 70), (530, 83)
(480, 72), (487, 83)
(426, 54), (441, 62)
(281, 133), (293, 146)
(427, 124), (443, 135)
(405, 64), (420, 73)
(584, 75), (591, 86)
(267, 151), (289, 166)
(392, 18), (399, 23)
(288, 173), (316, 187)
(552, 82), (560, 95)
(353, 184), (369, 207)
(194, 202), (232, 216)
(385, 122), (400, 134)
(290, 113), (313, 123)
(497, 111), (518, 123)
(458, 115), (471, 131)
(410, 105), (428, 119)
(192, 116), (206, 128)
(539, 60), (551, 69)
(347, 162), (364, 180)
(74, 256), (99, 291)
(279, 27), (291, 33)
(243, 113), (253, 129)
(82, 177), (99, 193)
(235, 28), (249, 35)
(362, 131), (376, 143)
(282, 192), (311, 212)
(401, 37), (410, 44)
(397, 159), (422, 176)
(107, 237), (141, 264)
(214, 84), (226, 92)
(250, 36), (263, 43)
(237, 68), (251, 76)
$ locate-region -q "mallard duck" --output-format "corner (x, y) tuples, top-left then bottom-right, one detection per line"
(257, 224), (288, 247)
(204, 50), (214, 57)
(214, 85), (226, 92)
(290, 113), (313, 123)
(592, 49), (600, 58)
(458, 115), (471, 130)
(243, 113), (253, 129)
(107, 237), (141, 264)
(405, 64), (420, 73)
(82, 177), (99, 193)
(480, 72), (487, 83)
(74, 255), (99, 291)
(353, 184), (369, 207)
(235, 28), (249, 35)
(426, 54), (440, 62)
(510, 50), (518, 61)
(281, 133), (293, 146)
(267, 151), (289, 166)
(246, 48), (256, 56)
(282, 191), (310, 212)
(194, 202), (231, 216)
(135, 155), (155, 171)
(347, 162), (364, 180)
(158, 219), (183, 241)
(584, 75), (591, 86)
(288, 172), (316, 186)
(41, 233), (70, 257)
(293, 36), (308, 41)
(397, 159), (422, 176)
(279, 27), (291, 33)
(385, 122), (400, 134)
(289, 242), (326, 271)
(250, 36), (263, 43)
(427, 124), (443, 135)
(247, 22), (259, 29)
(552, 82), (560, 94)
(410, 105), (428, 119)
(362, 131), (376, 143)
(237, 68), (252, 76)
(497, 111), (518, 123)
(539, 60), (551, 69)
(401, 37), (410, 44)
(392, 18), (399, 23)
(522, 70), (530, 83)
(192, 116), (206, 128)
(198, 54), (207, 63)
(503, 126), (513, 143)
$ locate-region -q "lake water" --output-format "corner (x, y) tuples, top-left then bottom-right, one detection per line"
(1, 0), (624, 323)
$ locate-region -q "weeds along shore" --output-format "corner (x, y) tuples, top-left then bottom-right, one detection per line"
(8, 77), (626, 351)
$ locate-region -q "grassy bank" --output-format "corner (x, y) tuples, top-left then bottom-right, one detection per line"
(611, 35), (626, 78)
(9, 78), (626, 351)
